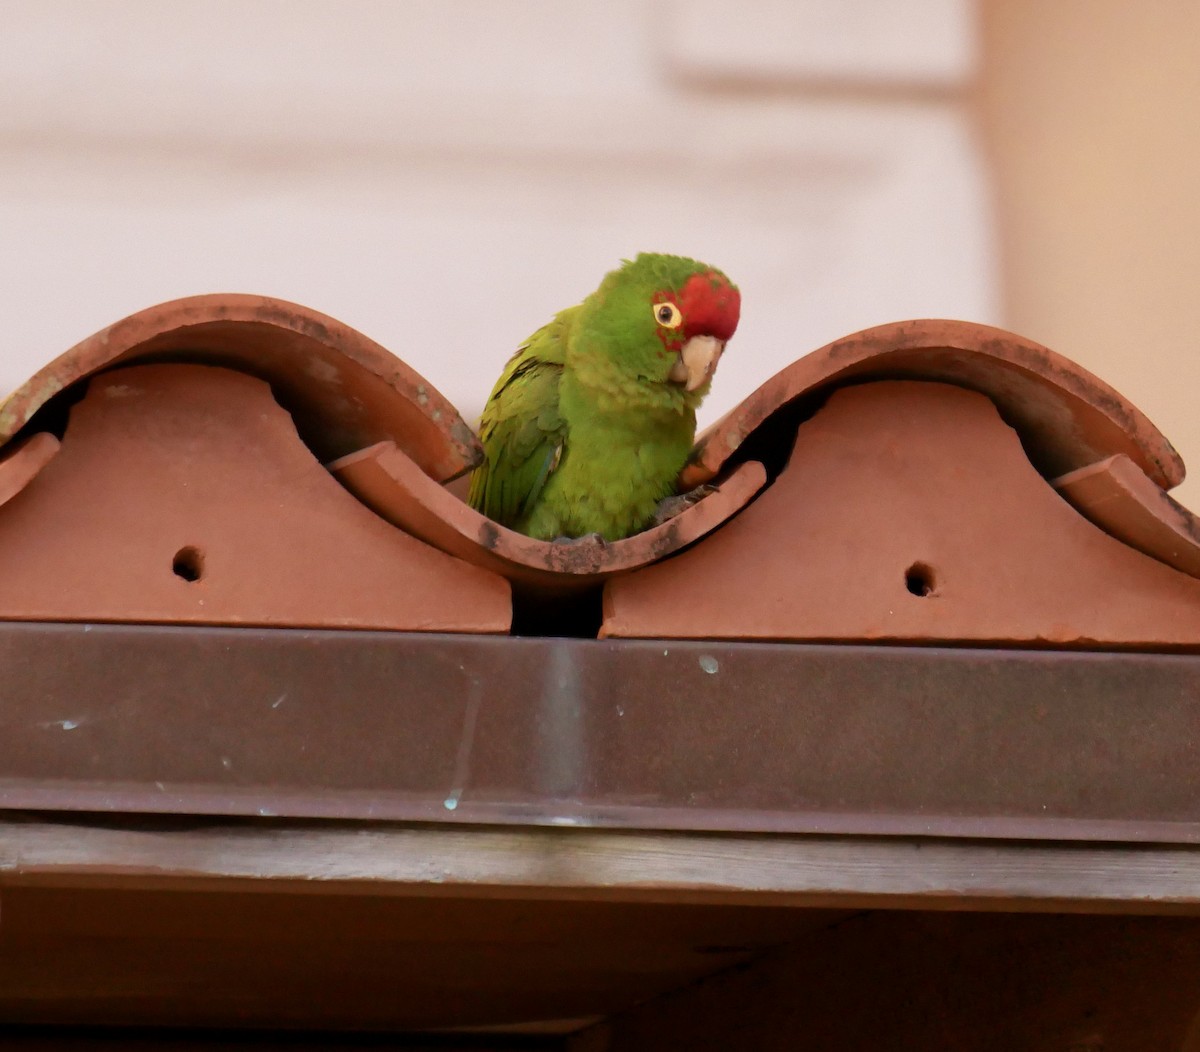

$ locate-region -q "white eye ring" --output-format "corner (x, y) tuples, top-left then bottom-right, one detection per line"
(653, 302), (683, 329)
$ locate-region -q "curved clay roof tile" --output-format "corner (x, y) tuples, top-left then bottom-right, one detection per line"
(5, 306), (1195, 598)
(331, 441), (767, 593)
(0, 294), (479, 481)
(683, 319), (1184, 493)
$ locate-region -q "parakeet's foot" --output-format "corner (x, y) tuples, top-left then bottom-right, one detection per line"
(652, 484), (717, 526)
(551, 532), (607, 546)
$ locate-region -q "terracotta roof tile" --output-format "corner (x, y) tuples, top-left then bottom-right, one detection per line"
(0, 294), (479, 481)
(331, 441), (766, 594)
(604, 381), (1200, 646)
(0, 431), (59, 510)
(0, 363), (509, 632)
(684, 318), (1184, 492)
(2, 301), (1197, 644)
(1054, 455), (1200, 579)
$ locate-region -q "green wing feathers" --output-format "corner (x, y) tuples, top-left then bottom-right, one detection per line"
(468, 314), (571, 530)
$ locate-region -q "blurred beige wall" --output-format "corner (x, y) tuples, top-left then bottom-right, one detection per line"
(979, 0), (1200, 504)
(0, 0), (992, 432)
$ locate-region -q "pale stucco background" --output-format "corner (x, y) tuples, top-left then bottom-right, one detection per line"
(1, 1), (1197, 501)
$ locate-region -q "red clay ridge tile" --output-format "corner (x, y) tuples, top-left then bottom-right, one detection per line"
(604, 381), (1200, 647)
(0, 294), (479, 483)
(1055, 455), (1200, 579)
(332, 440), (766, 594)
(0, 432), (60, 510)
(0, 363), (510, 632)
(683, 318), (1184, 493)
(5, 301), (1197, 644)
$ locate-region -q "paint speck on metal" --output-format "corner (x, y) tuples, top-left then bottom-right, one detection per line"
(699, 655), (719, 674)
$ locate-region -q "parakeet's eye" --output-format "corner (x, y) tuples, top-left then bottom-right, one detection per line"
(654, 302), (683, 328)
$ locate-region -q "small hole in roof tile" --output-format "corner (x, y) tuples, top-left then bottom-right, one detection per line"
(905, 562), (935, 597)
(172, 546), (204, 583)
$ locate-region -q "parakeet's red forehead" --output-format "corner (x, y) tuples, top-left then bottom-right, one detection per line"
(654, 271), (740, 341)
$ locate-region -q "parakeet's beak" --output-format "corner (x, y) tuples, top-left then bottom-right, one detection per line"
(669, 335), (725, 391)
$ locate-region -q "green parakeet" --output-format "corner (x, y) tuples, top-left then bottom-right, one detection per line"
(468, 253), (740, 541)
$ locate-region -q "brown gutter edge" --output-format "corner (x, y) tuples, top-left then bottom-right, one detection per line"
(1, 623), (1198, 845)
